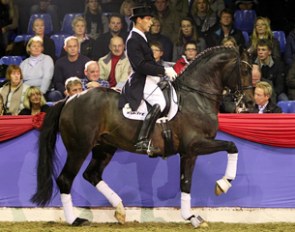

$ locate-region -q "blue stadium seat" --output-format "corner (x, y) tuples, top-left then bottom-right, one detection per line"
(50, 34), (70, 58)
(0, 56), (23, 65)
(14, 34), (32, 43)
(273, 31), (286, 53)
(242, 31), (250, 46)
(234, 10), (256, 34)
(60, 13), (82, 35)
(27, 14), (53, 35)
(277, 101), (295, 113)
(289, 101), (295, 113)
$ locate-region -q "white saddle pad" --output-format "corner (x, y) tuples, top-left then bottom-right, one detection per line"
(122, 86), (178, 122)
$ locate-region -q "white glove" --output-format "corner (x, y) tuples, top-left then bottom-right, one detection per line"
(164, 67), (177, 81)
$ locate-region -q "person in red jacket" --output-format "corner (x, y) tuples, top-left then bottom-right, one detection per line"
(173, 41), (198, 74)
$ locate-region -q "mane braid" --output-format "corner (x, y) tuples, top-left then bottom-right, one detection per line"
(177, 46), (238, 79)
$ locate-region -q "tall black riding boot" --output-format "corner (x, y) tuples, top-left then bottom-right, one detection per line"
(135, 104), (162, 153)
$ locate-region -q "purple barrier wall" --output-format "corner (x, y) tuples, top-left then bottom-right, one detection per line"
(1, 130), (295, 208)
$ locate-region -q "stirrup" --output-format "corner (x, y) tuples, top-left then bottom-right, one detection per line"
(135, 139), (158, 156)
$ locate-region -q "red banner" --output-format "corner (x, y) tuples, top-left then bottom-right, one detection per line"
(1, 113), (295, 148)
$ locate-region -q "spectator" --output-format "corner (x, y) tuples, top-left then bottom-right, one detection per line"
(0, 0), (19, 56)
(0, 93), (7, 115)
(254, 39), (287, 102)
(190, 0), (217, 38)
(60, 16), (96, 60)
(83, 0), (108, 40)
(284, 26), (295, 68)
(20, 36), (54, 99)
(146, 17), (173, 62)
(221, 36), (238, 48)
(234, 0), (258, 11)
(150, 41), (174, 67)
(18, 86), (50, 115)
(82, 61), (109, 90)
(64, 76), (83, 96)
(189, 0), (225, 17)
(119, 0), (135, 33)
(153, 0), (181, 42)
(251, 63), (262, 87)
(169, 0), (189, 19)
(30, 17), (56, 60)
(247, 16), (281, 61)
(174, 41), (198, 74)
(286, 60), (295, 100)
(50, 36), (91, 100)
(0, 64), (29, 115)
(206, 8), (245, 49)
(98, 36), (131, 89)
(30, 0), (60, 33)
(93, 14), (128, 60)
(173, 16), (206, 62)
(250, 81), (282, 113)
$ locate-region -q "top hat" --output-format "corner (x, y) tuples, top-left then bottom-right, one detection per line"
(129, 6), (153, 21)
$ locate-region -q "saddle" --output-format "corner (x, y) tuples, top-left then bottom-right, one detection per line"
(122, 80), (178, 156)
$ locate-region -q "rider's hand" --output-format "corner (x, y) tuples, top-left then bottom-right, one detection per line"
(164, 67), (177, 81)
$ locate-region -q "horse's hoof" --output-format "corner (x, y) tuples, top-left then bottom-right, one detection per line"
(215, 177), (232, 196)
(114, 202), (126, 224)
(190, 215), (209, 228)
(72, 217), (90, 226)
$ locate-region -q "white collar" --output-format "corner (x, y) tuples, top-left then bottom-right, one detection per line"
(132, 27), (147, 42)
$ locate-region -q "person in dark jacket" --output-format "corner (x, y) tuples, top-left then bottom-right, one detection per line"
(250, 81), (282, 113)
(207, 8), (245, 49)
(119, 6), (177, 153)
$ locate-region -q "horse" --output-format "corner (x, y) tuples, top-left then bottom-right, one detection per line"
(31, 46), (253, 228)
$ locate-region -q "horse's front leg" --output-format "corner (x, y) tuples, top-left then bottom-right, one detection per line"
(193, 139), (239, 195)
(180, 154), (209, 228)
(82, 145), (126, 224)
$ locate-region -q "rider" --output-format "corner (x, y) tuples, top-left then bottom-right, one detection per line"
(119, 6), (177, 153)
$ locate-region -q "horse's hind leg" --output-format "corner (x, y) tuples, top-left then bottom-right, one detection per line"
(82, 144), (126, 224)
(56, 149), (90, 226)
(179, 154), (208, 228)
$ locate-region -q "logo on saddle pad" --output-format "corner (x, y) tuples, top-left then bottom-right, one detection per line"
(122, 88), (178, 122)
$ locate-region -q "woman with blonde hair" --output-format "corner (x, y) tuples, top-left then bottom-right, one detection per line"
(119, 0), (135, 32)
(60, 16), (96, 60)
(248, 16), (281, 60)
(173, 17), (206, 61)
(20, 36), (54, 98)
(18, 86), (49, 115)
(0, 64), (29, 115)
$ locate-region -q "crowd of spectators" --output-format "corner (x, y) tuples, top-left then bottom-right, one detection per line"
(1, 0), (295, 116)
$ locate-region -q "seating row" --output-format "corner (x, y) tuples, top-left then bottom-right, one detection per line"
(277, 101), (295, 113)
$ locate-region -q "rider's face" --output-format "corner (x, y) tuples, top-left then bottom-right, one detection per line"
(137, 16), (153, 33)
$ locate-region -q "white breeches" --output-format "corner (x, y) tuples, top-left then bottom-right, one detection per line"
(144, 75), (166, 112)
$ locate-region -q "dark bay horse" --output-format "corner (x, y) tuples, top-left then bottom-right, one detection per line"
(31, 47), (253, 228)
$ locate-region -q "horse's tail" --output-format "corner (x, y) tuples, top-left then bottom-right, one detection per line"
(31, 99), (67, 206)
